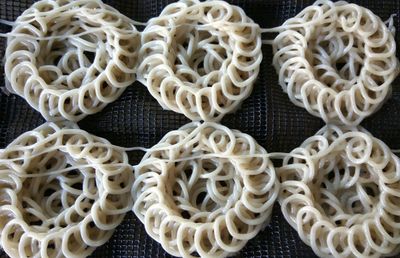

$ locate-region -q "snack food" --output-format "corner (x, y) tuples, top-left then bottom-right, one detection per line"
(271, 0), (399, 125)
(5, 0), (140, 121)
(138, 0), (262, 121)
(0, 122), (133, 257)
(132, 122), (278, 258)
(279, 125), (400, 257)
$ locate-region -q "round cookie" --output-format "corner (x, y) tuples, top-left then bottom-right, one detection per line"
(279, 125), (400, 257)
(0, 122), (133, 258)
(272, 0), (398, 125)
(137, 0), (262, 121)
(5, 0), (140, 121)
(132, 122), (278, 258)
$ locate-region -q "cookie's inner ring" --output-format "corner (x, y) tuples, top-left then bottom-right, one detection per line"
(39, 38), (100, 88)
(171, 25), (229, 88)
(14, 149), (97, 233)
(22, 17), (110, 90)
(312, 159), (379, 226)
(165, 158), (241, 223)
(307, 28), (366, 91)
(10, 10), (138, 92)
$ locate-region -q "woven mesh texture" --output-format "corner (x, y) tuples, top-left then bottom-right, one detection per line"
(0, 0), (399, 257)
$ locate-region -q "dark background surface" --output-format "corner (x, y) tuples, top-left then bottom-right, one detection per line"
(0, 0), (399, 257)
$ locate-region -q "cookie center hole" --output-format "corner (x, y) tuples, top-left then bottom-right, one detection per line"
(308, 31), (365, 90)
(314, 162), (379, 226)
(173, 27), (228, 86)
(25, 16), (108, 90)
(169, 158), (240, 223)
(17, 150), (96, 233)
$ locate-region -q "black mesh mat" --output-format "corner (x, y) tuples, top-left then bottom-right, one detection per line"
(0, 0), (399, 257)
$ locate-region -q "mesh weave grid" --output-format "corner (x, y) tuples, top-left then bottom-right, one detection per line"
(0, 0), (399, 257)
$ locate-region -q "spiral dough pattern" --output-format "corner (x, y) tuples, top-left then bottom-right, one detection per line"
(272, 0), (399, 125)
(0, 122), (133, 258)
(137, 0), (262, 121)
(279, 125), (400, 257)
(132, 122), (278, 258)
(5, 0), (140, 121)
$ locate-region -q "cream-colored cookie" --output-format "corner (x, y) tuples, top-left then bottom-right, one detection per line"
(272, 0), (398, 125)
(132, 122), (278, 258)
(0, 122), (133, 258)
(5, 0), (140, 121)
(137, 0), (262, 121)
(279, 125), (400, 257)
